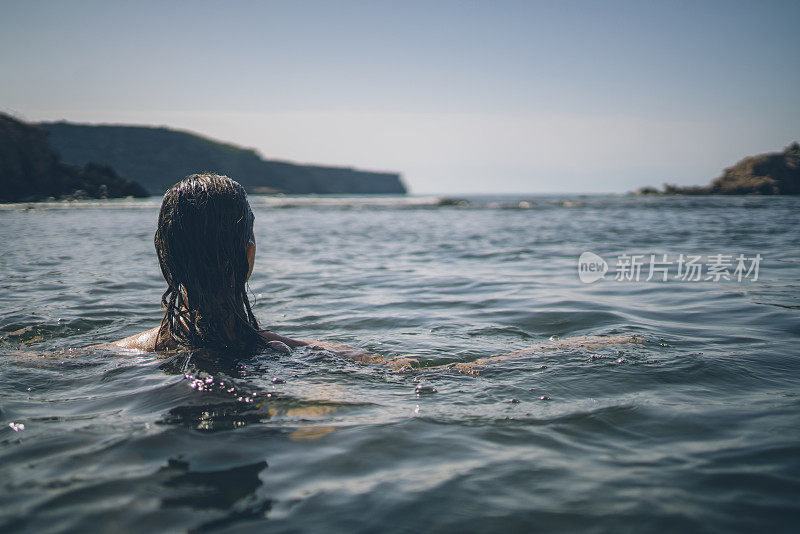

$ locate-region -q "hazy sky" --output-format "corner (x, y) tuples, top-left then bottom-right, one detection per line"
(2, 0), (799, 194)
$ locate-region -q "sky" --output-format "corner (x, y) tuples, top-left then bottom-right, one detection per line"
(2, 0), (799, 194)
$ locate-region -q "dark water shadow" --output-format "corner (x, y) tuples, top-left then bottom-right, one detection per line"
(159, 458), (271, 532)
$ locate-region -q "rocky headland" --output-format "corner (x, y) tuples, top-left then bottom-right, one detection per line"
(0, 114), (149, 202)
(40, 121), (407, 195)
(636, 142), (800, 195)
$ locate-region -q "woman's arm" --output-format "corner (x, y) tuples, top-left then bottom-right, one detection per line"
(261, 331), (418, 367)
(263, 330), (641, 374)
(302, 334), (640, 373)
(259, 331), (377, 361)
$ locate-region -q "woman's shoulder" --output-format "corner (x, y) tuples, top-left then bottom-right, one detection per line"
(110, 326), (161, 351)
(104, 327), (307, 353)
(258, 329), (308, 352)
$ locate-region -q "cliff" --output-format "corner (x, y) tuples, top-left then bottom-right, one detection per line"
(0, 114), (149, 202)
(39, 122), (407, 195)
(637, 142), (800, 195)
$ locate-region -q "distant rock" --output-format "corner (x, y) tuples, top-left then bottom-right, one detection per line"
(0, 113), (149, 202)
(437, 197), (470, 207)
(707, 142), (799, 195)
(39, 121), (407, 195)
(634, 186), (661, 196)
(635, 142), (800, 196)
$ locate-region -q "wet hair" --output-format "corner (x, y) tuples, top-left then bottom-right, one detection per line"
(154, 173), (261, 351)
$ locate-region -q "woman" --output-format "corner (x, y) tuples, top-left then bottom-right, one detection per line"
(114, 173), (634, 367)
(113, 173), (309, 354)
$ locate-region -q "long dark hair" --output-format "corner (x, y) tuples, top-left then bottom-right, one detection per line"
(154, 174), (261, 351)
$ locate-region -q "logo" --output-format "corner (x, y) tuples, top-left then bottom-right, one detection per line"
(575, 252), (761, 283)
(578, 251), (608, 283)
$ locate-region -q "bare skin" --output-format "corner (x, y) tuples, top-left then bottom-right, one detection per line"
(112, 324), (311, 353)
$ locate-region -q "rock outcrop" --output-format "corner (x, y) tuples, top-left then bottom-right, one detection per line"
(637, 143), (800, 195)
(0, 114), (149, 202)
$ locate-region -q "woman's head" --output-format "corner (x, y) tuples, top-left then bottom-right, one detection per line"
(155, 174), (260, 350)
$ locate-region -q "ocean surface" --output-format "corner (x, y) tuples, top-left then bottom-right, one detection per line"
(1, 194), (799, 533)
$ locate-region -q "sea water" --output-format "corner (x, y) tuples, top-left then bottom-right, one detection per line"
(1, 194), (799, 533)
